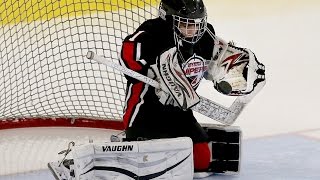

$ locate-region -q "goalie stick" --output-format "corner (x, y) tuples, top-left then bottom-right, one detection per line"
(86, 51), (262, 125)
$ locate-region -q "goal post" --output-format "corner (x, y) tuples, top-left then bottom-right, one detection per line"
(0, 0), (160, 130)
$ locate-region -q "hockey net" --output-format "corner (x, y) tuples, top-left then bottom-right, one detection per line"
(0, 0), (160, 176)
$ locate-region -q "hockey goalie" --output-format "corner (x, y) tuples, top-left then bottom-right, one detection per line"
(49, 0), (265, 179)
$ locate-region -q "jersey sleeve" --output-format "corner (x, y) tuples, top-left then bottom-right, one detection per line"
(120, 24), (156, 83)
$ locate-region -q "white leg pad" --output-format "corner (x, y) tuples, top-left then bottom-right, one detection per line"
(72, 137), (194, 180)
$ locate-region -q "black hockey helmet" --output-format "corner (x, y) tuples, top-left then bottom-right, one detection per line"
(159, 0), (207, 44)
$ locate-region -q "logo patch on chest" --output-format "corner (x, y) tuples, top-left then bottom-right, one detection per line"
(182, 55), (208, 88)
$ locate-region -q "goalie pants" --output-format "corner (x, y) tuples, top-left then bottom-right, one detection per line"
(125, 104), (211, 171)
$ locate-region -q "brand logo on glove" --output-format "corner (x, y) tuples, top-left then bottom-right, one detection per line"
(161, 63), (182, 97)
(221, 53), (249, 72)
(182, 55), (208, 88)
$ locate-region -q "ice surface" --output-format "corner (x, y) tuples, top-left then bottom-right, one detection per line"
(1, 133), (320, 180)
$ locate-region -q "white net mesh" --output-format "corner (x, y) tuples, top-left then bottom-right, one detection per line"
(0, 0), (160, 176)
(0, 0), (160, 125)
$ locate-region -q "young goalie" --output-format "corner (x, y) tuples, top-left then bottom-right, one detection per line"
(48, 0), (265, 179)
(121, 0), (265, 174)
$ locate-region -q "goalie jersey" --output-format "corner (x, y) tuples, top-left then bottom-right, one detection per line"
(120, 17), (215, 142)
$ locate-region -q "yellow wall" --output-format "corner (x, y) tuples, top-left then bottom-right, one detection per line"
(0, 0), (159, 25)
(204, 0), (320, 18)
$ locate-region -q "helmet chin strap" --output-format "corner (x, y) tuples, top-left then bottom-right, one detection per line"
(173, 33), (186, 64)
(174, 33), (183, 47)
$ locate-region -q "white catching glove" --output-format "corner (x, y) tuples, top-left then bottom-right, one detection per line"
(206, 36), (265, 96)
(152, 47), (200, 109)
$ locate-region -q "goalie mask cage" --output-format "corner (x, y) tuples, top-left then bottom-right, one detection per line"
(0, 0), (160, 176)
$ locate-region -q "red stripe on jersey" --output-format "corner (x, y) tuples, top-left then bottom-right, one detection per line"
(122, 42), (142, 71)
(123, 82), (144, 128)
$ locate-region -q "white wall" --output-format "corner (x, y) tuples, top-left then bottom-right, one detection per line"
(196, 0), (320, 139)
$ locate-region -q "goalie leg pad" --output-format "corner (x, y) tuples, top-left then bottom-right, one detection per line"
(203, 125), (242, 174)
(60, 137), (194, 180)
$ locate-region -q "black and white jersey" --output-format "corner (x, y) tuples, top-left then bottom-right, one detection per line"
(120, 17), (216, 129)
